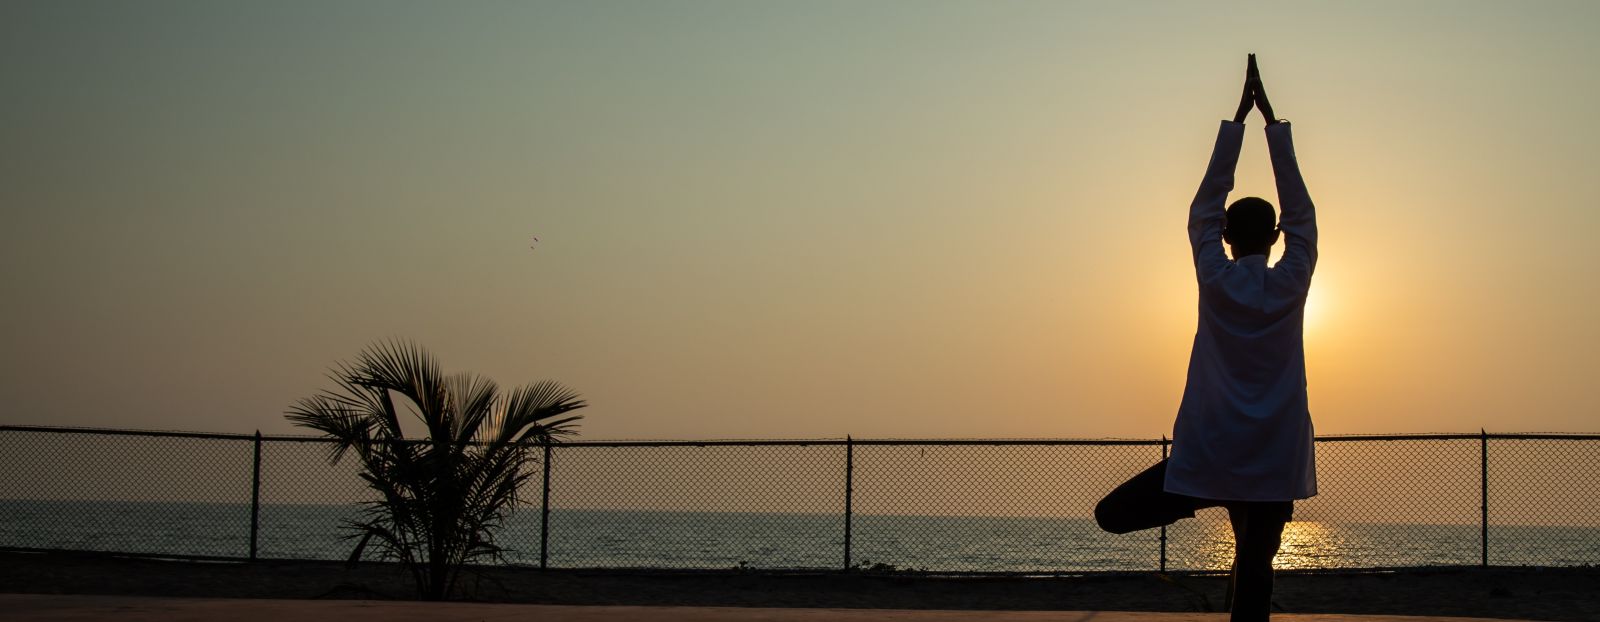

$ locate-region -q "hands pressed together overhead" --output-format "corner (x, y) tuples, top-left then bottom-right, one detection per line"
(1232, 53), (1279, 125)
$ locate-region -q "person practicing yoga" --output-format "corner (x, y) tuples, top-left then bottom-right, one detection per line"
(1095, 54), (1318, 622)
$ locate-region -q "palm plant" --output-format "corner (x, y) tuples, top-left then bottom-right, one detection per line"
(285, 340), (584, 600)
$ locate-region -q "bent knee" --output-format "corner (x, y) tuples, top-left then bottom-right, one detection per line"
(1094, 497), (1136, 534)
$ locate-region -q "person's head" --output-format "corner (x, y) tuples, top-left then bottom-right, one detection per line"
(1223, 196), (1280, 259)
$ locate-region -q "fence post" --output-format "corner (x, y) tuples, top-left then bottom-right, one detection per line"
(250, 430), (261, 561)
(1159, 435), (1168, 573)
(541, 441), (552, 570)
(844, 435), (853, 572)
(1480, 428), (1488, 568)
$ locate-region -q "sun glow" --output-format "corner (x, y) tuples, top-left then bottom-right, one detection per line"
(1303, 283), (1327, 334)
(1301, 272), (1339, 340)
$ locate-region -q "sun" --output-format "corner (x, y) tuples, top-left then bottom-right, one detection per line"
(1302, 278), (1333, 338)
(1305, 287), (1324, 330)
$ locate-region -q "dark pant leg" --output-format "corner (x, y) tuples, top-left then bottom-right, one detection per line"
(1224, 501), (1293, 622)
(1094, 459), (1209, 534)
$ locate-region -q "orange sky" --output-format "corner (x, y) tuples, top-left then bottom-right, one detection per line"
(2, 1), (1596, 439)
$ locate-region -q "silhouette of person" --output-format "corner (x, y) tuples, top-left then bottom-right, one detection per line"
(1094, 54), (1317, 622)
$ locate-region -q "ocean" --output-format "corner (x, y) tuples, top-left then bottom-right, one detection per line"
(2, 499), (1595, 572)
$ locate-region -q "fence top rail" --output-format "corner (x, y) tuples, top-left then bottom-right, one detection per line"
(0, 425), (257, 442)
(4, 425), (1599, 444)
(558, 438), (1169, 447)
(1316, 432), (1600, 442)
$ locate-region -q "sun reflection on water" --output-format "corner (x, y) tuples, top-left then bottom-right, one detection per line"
(1181, 518), (1345, 571)
(1275, 521), (1342, 569)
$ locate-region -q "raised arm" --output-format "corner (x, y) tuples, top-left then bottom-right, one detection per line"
(1189, 122), (1245, 279)
(1253, 57), (1316, 286)
(1190, 60), (1253, 281)
(1266, 123), (1317, 284)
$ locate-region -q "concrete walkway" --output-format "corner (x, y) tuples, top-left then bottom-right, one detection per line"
(0, 595), (1532, 622)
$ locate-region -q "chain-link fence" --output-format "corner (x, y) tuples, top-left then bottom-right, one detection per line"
(1, 426), (1596, 574)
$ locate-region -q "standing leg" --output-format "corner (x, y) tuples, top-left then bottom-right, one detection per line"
(1095, 459), (1209, 534)
(1225, 501), (1292, 622)
(1225, 510), (1244, 612)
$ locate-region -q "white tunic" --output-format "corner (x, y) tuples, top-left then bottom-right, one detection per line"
(1164, 121), (1318, 502)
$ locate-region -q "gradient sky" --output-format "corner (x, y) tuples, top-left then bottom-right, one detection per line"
(3, 1), (1597, 439)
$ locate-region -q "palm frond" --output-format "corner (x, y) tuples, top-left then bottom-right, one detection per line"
(354, 339), (448, 432)
(500, 380), (586, 446)
(346, 530), (375, 567)
(285, 395), (373, 464)
(445, 372), (498, 447)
